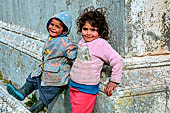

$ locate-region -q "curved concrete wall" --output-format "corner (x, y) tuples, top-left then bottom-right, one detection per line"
(0, 0), (125, 56)
(0, 0), (170, 113)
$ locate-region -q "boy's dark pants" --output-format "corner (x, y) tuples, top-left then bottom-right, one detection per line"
(26, 74), (66, 108)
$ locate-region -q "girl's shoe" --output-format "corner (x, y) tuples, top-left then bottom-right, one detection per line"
(7, 84), (25, 101)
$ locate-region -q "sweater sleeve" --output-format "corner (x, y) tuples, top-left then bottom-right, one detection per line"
(99, 41), (123, 83)
(65, 44), (77, 60)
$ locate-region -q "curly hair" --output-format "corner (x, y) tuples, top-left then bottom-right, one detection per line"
(77, 6), (109, 40)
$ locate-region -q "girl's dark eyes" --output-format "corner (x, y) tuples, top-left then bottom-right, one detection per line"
(82, 28), (88, 30)
(91, 29), (96, 31)
(82, 28), (97, 31)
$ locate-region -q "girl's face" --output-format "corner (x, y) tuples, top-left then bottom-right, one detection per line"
(48, 18), (66, 37)
(81, 21), (99, 42)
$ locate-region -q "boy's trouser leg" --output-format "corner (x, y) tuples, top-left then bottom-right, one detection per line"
(27, 72), (66, 112)
(28, 85), (66, 113)
(39, 85), (66, 105)
(18, 81), (35, 97)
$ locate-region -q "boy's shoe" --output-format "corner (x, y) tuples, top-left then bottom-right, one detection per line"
(29, 100), (46, 113)
(7, 84), (25, 101)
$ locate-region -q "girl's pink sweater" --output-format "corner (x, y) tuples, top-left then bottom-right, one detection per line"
(70, 38), (123, 85)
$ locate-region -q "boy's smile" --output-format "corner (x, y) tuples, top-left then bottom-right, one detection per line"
(48, 18), (66, 37)
(81, 21), (99, 42)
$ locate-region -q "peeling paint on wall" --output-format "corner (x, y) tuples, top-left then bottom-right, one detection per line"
(126, 0), (170, 57)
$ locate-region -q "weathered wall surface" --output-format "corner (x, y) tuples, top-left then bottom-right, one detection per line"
(125, 0), (170, 57)
(0, 0), (125, 56)
(0, 0), (170, 113)
(121, 0), (170, 113)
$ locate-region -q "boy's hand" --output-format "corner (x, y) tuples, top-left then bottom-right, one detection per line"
(104, 81), (117, 96)
(66, 58), (73, 66)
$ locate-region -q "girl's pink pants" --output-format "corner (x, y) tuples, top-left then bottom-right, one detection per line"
(70, 87), (97, 113)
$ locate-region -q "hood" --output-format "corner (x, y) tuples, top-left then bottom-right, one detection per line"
(46, 11), (72, 36)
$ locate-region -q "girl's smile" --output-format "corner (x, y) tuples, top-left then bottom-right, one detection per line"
(81, 21), (99, 42)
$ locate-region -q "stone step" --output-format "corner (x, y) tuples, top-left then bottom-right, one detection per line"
(0, 82), (31, 113)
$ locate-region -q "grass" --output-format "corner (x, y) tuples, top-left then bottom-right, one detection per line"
(25, 93), (38, 107)
(0, 70), (13, 84)
(0, 71), (3, 80)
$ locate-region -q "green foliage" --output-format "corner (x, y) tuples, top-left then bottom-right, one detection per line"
(0, 71), (3, 80)
(3, 79), (13, 84)
(25, 93), (38, 107)
(0, 70), (13, 84)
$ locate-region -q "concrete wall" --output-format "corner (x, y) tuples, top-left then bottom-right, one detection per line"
(0, 0), (125, 56)
(0, 0), (170, 113)
(125, 0), (170, 57)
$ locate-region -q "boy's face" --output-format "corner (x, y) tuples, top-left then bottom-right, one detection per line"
(48, 18), (67, 37)
(81, 21), (99, 42)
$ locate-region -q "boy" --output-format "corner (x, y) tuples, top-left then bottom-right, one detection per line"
(7, 11), (77, 113)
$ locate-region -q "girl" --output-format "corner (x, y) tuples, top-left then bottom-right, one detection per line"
(69, 7), (123, 113)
